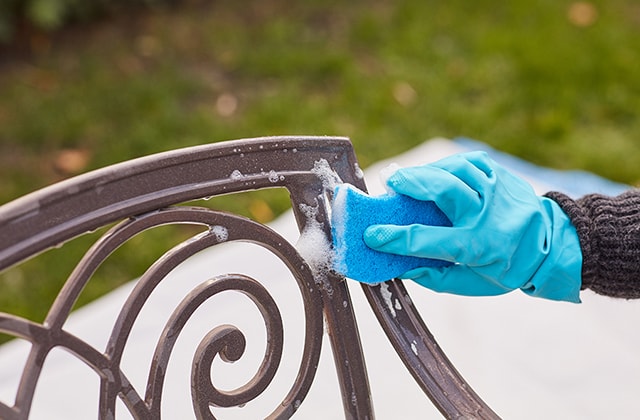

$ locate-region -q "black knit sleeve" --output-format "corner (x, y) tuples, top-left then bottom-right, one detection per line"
(545, 189), (640, 299)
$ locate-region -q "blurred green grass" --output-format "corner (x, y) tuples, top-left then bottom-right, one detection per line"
(1, 0), (640, 335)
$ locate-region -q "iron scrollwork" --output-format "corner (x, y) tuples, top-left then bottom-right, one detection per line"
(0, 136), (499, 419)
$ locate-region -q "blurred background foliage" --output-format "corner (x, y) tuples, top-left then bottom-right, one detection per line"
(1, 0), (639, 338)
(0, 0), (173, 41)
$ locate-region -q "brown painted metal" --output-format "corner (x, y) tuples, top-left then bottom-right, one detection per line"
(0, 136), (499, 419)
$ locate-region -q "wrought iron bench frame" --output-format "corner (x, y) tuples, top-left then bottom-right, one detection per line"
(0, 136), (499, 419)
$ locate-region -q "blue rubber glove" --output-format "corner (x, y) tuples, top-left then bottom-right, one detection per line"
(363, 151), (583, 303)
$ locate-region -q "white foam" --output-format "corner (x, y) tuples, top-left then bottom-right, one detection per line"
(329, 184), (349, 274)
(268, 170), (279, 183)
(394, 299), (402, 311)
(378, 163), (402, 194)
(295, 203), (334, 285)
(310, 159), (342, 191)
(210, 225), (229, 242)
(296, 159), (349, 285)
(354, 163), (364, 179)
(379, 282), (396, 317)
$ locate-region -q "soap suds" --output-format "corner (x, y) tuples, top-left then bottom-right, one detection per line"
(210, 225), (229, 242)
(295, 202), (334, 287)
(379, 282), (396, 317)
(329, 184), (349, 274)
(311, 159), (342, 191)
(354, 162), (364, 179)
(379, 163), (402, 194)
(394, 298), (402, 311)
(230, 169), (244, 180)
(268, 170), (280, 183)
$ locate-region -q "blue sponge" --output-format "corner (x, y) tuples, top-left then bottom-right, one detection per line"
(331, 184), (452, 283)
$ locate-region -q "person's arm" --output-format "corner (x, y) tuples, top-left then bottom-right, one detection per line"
(545, 190), (640, 299)
(362, 151), (640, 303)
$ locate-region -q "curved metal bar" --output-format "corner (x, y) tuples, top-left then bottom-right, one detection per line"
(361, 281), (500, 419)
(0, 136), (375, 418)
(286, 159), (379, 419)
(45, 208), (209, 330)
(191, 325), (246, 419)
(188, 275), (283, 416)
(0, 312), (147, 420)
(327, 151), (501, 418)
(0, 136), (357, 271)
(147, 274), (283, 414)
(0, 136), (373, 419)
(100, 370), (149, 420)
(0, 402), (18, 420)
(0, 135), (501, 419)
(91, 206), (324, 418)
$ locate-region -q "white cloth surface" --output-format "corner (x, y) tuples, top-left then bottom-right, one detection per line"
(0, 138), (638, 419)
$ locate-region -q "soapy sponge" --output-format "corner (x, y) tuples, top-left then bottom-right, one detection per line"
(331, 184), (452, 283)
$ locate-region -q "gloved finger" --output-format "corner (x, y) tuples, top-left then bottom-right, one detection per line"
(386, 165), (482, 222)
(423, 151), (497, 195)
(401, 265), (511, 296)
(437, 152), (538, 202)
(363, 224), (480, 264)
(431, 151), (495, 176)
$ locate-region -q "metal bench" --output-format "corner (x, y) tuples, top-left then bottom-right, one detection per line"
(0, 136), (499, 419)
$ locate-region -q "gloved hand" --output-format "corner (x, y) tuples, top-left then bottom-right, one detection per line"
(363, 151), (583, 302)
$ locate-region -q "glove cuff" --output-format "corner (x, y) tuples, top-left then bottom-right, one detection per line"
(544, 191), (596, 287)
(520, 197), (583, 303)
(546, 190), (640, 299)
